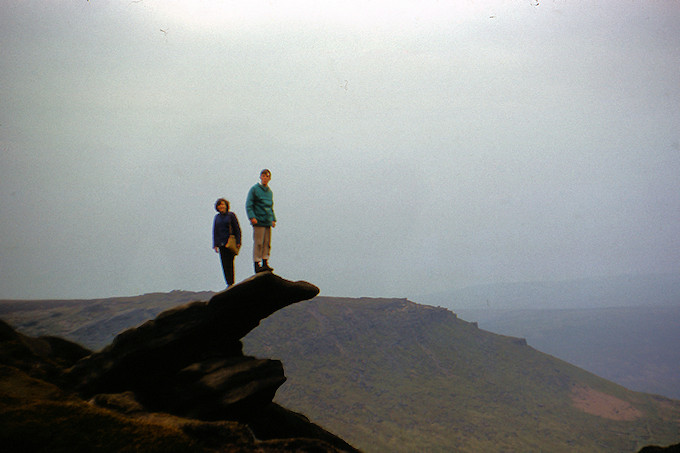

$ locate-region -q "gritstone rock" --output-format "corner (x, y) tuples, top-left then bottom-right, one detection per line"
(68, 272), (319, 419)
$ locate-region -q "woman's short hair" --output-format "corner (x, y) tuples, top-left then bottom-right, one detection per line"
(215, 198), (229, 211)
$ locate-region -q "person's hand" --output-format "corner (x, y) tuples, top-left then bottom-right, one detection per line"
(250, 218), (257, 225)
(214, 247), (219, 253)
(272, 221), (276, 228)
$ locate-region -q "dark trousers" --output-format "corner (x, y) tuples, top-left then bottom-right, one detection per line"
(218, 246), (236, 286)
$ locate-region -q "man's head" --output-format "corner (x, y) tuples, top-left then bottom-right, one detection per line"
(260, 169), (271, 186)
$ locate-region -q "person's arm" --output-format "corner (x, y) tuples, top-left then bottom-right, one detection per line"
(271, 192), (276, 227)
(245, 187), (257, 225)
(212, 216), (219, 252)
(231, 213), (242, 245)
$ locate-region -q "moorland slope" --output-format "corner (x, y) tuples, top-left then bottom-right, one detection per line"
(244, 296), (680, 452)
(456, 305), (680, 399)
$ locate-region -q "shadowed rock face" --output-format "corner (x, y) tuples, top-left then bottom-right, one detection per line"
(1, 273), (360, 452)
(0, 318), (91, 386)
(68, 273), (319, 419)
(638, 444), (680, 453)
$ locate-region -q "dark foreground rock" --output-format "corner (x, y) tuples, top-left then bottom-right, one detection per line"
(1, 273), (360, 452)
(639, 444), (680, 453)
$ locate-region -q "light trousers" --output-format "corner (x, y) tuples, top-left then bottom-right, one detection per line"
(252, 226), (271, 262)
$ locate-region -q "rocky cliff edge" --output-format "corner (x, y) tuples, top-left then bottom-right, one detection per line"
(0, 273), (359, 452)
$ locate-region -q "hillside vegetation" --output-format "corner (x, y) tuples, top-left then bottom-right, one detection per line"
(456, 306), (680, 400)
(244, 296), (680, 452)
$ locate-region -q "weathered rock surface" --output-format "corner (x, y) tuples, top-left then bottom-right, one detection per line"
(1, 273), (360, 452)
(68, 272), (318, 416)
(0, 318), (91, 384)
(638, 444), (680, 453)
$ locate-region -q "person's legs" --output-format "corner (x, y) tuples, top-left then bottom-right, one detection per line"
(252, 226), (273, 273)
(218, 246), (235, 285)
(253, 226), (265, 272)
(262, 226), (271, 260)
(261, 227), (273, 271)
(253, 227), (265, 261)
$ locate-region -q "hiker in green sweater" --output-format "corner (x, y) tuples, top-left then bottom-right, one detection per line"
(245, 169), (276, 273)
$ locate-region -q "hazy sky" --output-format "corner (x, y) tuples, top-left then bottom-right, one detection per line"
(1, 1), (679, 300)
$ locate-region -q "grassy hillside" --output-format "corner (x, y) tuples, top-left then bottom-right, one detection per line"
(243, 296), (680, 453)
(456, 306), (680, 400)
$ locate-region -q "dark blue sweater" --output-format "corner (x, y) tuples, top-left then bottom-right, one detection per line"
(213, 211), (241, 248)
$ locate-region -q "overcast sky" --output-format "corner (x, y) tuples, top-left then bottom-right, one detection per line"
(1, 0), (679, 300)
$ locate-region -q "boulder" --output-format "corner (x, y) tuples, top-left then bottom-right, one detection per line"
(67, 272), (319, 419)
(1, 274), (361, 452)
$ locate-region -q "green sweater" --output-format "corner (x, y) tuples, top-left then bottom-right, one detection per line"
(245, 183), (276, 226)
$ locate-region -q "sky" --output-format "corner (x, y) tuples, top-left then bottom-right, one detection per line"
(1, 0), (679, 301)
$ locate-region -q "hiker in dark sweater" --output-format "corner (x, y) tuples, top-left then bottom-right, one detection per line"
(213, 198), (241, 286)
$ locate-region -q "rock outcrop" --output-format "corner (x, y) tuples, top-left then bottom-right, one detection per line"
(1, 273), (360, 452)
(68, 272), (318, 415)
(638, 444), (680, 453)
(0, 317), (91, 383)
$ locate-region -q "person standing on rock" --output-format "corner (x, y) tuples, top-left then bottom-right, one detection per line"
(246, 169), (276, 273)
(213, 198), (242, 287)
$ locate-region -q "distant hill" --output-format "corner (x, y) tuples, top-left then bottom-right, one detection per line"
(243, 296), (680, 452)
(416, 274), (680, 310)
(0, 290), (215, 350)
(455, 305), (680, 400)
(414, 273), (680, 400)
